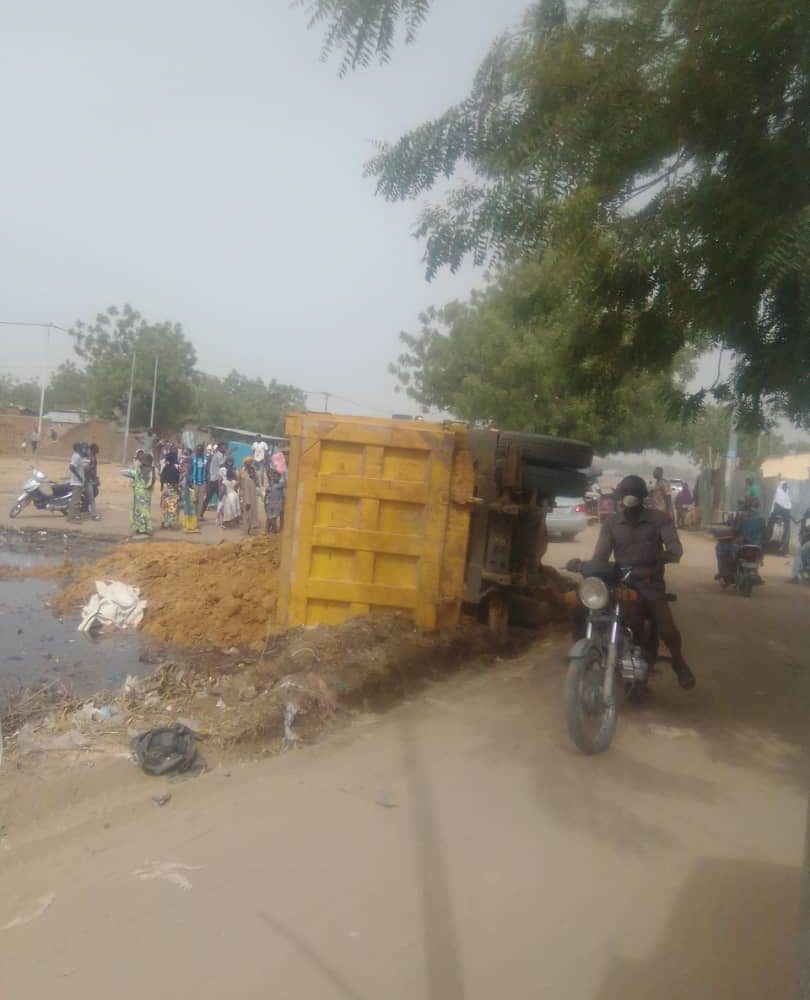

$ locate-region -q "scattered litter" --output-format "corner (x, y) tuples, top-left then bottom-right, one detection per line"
(290, 646), (320, 663)
(282, 701), (299, 745)
(152, 793), (172, 807)
(375, 792), (398, 809)
(131, 723), (198, 776)
(122, 674), (143, 697)
(2, 892), (56, 931)
(133, 861), (201, 891)
(76, 702), (114, 724)
(78, 580), (147, 634)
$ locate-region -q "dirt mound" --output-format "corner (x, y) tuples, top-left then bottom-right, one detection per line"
(40, 419), (125, 462)
(0, 415), (37, 455)
(54, 535), (282, 650)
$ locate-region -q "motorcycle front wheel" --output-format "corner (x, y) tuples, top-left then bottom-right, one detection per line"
(9, 497), (30, 518)
(565, 641), (618, 754)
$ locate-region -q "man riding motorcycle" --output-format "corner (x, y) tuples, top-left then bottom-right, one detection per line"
(592, 475), (696, 690)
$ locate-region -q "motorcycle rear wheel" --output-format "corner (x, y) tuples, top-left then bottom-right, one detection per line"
(737, 571), (753, 597)
(565, 641), (617, 754)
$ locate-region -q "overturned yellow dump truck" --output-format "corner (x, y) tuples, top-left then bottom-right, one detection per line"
(278, 413), (592, 631)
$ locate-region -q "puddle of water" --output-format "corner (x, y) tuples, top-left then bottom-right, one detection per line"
(0, 534), (147, 705)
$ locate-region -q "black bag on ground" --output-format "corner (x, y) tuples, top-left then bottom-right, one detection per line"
(132, 723), (197, 776)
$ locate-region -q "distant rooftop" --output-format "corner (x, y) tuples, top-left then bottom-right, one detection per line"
(44, 409), (89, 424)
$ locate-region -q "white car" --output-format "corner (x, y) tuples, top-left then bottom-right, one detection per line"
(546, 496), (588, 539)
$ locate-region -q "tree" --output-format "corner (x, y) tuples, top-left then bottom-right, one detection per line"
(299, 0), (432, 75)
(47, 362), (89, 410)
(391, 259), (691, 453)
(70, 305), (197, 429)
(305, 0), (810, 429)
(0, 375), (41, 412)
(675, 404), (789, 469)
(192, 371), (306, 436)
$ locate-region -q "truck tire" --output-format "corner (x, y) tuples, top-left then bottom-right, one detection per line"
(522, 465), (588, 500)
(499, 432), (593, 470)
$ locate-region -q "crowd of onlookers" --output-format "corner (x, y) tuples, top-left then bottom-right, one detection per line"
(65, 431), (287, 540)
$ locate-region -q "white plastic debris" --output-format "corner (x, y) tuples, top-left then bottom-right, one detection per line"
(78, 581), (147, 634)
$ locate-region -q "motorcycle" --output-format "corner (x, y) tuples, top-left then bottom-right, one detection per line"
(9, 468), (89, 518)
(715, 536), (762, 597)
(564, 560), (671, 754)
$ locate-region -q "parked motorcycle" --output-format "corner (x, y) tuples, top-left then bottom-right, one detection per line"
(9, 468), (88, 518)
(564, 560), (670, 754)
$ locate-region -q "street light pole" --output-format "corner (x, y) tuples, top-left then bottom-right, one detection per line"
(37, 324), (52, 437)
(122, 350), (137, 464)
(149, 355), (159, 429)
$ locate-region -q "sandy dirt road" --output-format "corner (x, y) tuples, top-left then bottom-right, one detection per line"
(1, 528), (808, 998)
(0, 455), (230, 543)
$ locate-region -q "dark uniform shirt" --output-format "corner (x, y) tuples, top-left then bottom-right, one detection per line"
(593, 507), (682, 599)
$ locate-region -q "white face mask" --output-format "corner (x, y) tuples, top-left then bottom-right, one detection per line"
(622, 494), (642, 508)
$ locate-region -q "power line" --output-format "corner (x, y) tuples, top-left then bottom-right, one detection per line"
(0, 320), (70, 333)
(301, 390), (390, 417)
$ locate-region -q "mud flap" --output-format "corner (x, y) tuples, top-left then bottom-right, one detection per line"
(568, 638), (593, 660)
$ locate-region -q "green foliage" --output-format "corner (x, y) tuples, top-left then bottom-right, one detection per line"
(67, 304), (306, 435)
(675, 404), (789, 469)
(192, 371), (306, 436)
(390, 260), (689, 453)
(299, 0), (433, 74)
(70, 305), (197, 429)
(308, 0), (810, 428)
(0, 375), (41, 412)
(47, 362), (90, 410)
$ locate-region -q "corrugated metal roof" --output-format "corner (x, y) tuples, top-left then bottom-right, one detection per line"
(44, 410), (88, 423)
(204, 425), (288, 443)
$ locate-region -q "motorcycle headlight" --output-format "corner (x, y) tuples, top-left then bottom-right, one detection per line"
(579, 576), (609, 610)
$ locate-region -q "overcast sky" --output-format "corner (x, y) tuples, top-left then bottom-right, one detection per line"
(0, 0), (531, 416)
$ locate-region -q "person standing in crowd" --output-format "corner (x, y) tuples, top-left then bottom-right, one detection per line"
(68, 442), (85, 522)
(30, 427), (40, 455)
(131, 454), (155, 536)
(83, 443), (101, 521)
(770, 480), (792, 555)
(190, 443), (208, 519)
(674, 479), (692, 528)
(201, 443), (225, 519)
(220, 463), (241, 527)
(240, 457), (260, 535)
(744, 474), (761, 508)
(265, 467), (286, 533)
(649, 466), (673, 519)
(180, 449), (199, 533)
(159, 451), (181, 529)
(251, 434), (268, 488)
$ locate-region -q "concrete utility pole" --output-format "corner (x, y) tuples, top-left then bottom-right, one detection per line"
(37, 324), (52, 437)
(723, 409), (739, 517)
(149, 355), (159, 429)
(122, 350), (137, 464)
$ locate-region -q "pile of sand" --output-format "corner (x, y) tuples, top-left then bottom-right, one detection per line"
(39, 419), (126, 462)
(54, 535), (282, 650)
